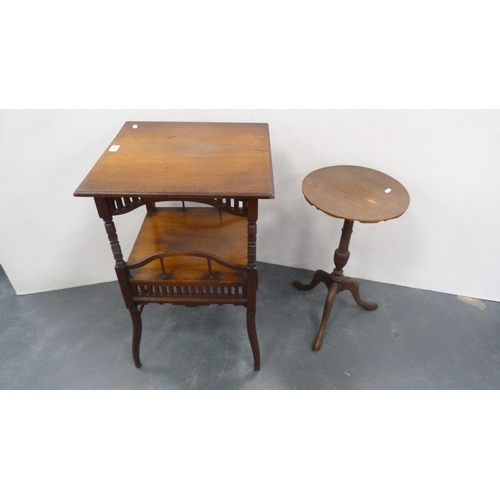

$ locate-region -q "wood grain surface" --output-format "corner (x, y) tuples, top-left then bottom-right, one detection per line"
(302, 165), (410, 223)
(74, 121), (274, 199)
(128, 207), (247, 283)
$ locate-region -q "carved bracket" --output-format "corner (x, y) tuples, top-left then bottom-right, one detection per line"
(102, 196), (248, 217)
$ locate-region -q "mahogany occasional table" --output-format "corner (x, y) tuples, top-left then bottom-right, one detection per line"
(74, 122), (274, 371)
(293, 165), (410, 352)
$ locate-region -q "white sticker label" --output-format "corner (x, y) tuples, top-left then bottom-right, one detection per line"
(109, 145), (120, 152)
(385, 188), (392, 193)
(132, 124), (138, 129)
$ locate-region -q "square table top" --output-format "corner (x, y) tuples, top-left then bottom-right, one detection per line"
(74, 121), (275, 199)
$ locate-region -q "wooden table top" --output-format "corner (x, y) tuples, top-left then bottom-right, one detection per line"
(74, 121), (275, 199)
(302, 165), (410, 223)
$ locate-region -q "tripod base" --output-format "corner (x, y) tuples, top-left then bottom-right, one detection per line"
(293, 272), (377, 351)
(293, 219), (377, 352)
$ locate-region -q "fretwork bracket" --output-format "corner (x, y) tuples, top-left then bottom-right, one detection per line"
(102, 196), (249, 217)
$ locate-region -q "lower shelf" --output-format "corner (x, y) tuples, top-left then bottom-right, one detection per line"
(127, 207), (249, 304)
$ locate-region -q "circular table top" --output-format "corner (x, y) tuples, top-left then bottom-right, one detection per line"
(302, 165), (410, 223)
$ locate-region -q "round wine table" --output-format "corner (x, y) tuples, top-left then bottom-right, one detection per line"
(293, 165), (410, 352)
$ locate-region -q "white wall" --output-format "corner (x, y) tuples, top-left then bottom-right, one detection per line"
(1, 109), (499, 301)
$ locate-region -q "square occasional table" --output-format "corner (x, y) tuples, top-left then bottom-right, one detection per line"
(74, 121), (274, 370)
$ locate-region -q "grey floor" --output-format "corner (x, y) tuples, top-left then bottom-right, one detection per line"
(1, 262), (499, 389)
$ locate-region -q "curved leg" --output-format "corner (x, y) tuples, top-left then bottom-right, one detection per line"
(130, 308), (143, 368)
(293, 269), (331, 291)
(341, 277), (378, 311)
(246, 309), (260, 371)
(313, 282), (340, 352)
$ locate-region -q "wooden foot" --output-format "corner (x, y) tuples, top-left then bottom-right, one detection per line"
(130, 308), (143, 368)
(246, 310), (260, 371)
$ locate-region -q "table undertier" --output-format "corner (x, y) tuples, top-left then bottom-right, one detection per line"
(127, 207), (249, 304)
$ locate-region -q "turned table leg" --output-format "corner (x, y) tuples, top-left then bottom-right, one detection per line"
(293, 219), (378, 351)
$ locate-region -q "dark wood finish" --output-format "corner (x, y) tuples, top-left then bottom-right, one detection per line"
(74, 122), (274, 371)
(293, 165), (409, 351)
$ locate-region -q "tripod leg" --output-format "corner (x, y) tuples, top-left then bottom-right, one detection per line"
(313, 281), (340, 352)
(293, 269), (331, 291)
(341, 277), (378, 311)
